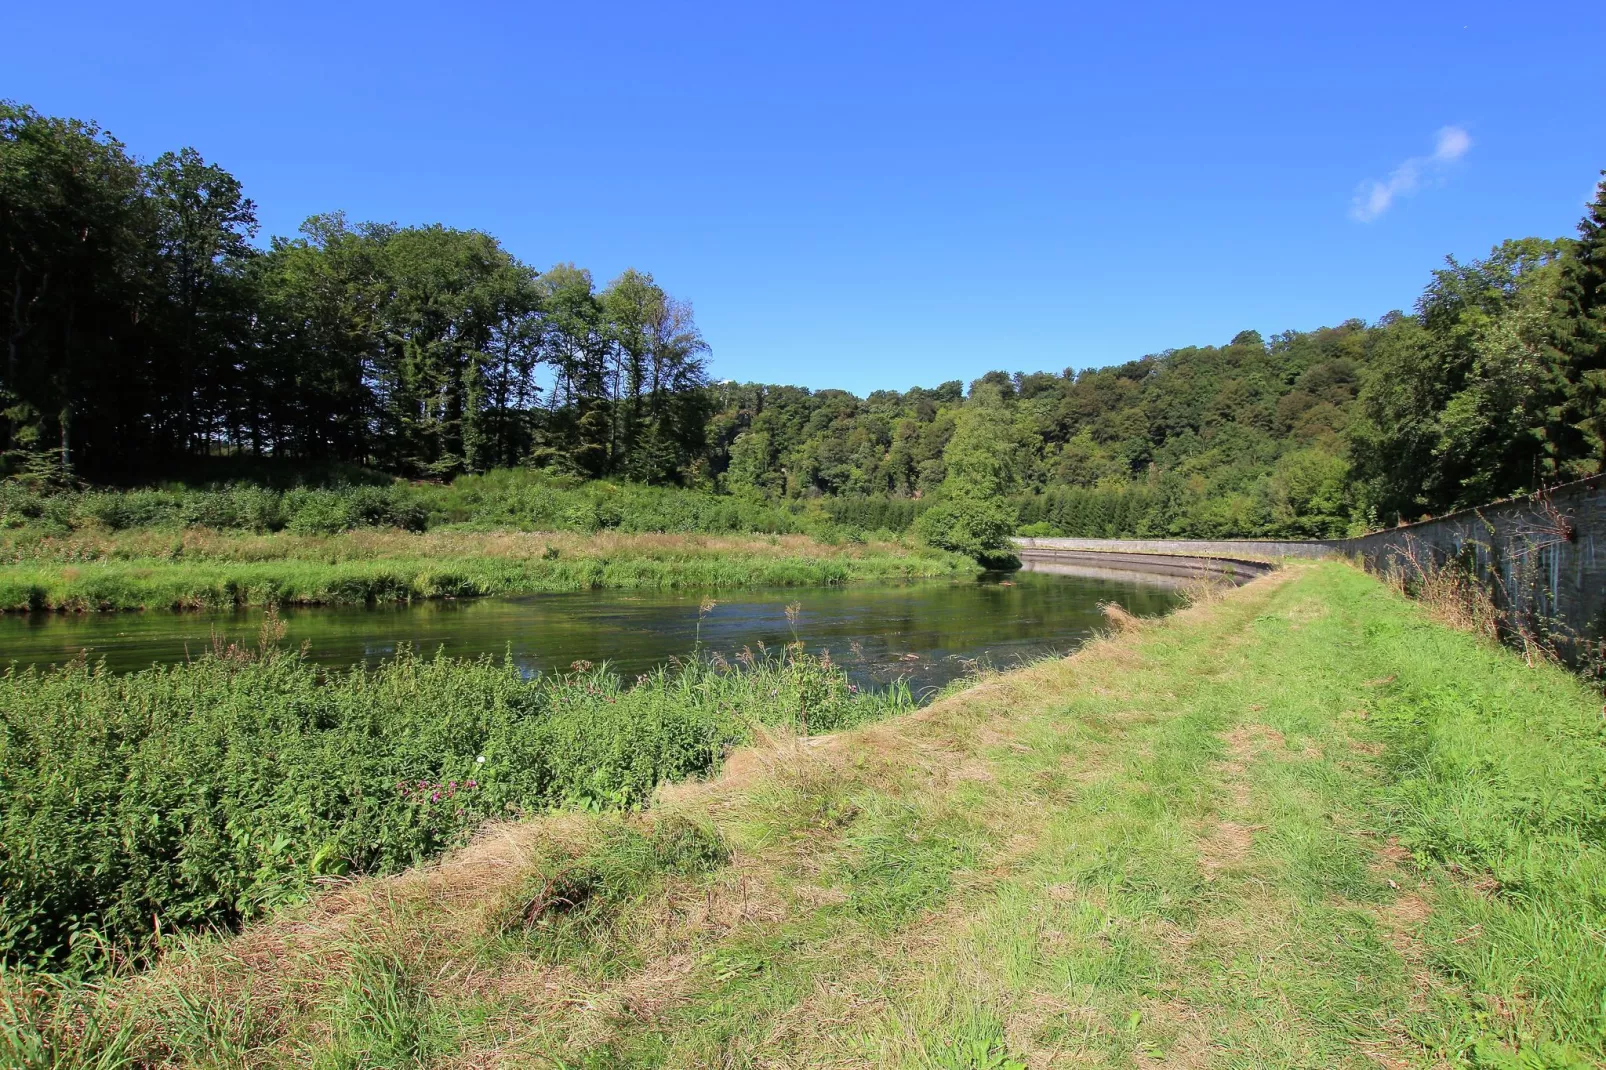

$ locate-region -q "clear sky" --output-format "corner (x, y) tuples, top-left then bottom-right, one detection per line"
(8, 1), (1605, 395)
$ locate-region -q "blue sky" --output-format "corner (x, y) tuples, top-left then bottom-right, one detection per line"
(8, 1), (1604, 395)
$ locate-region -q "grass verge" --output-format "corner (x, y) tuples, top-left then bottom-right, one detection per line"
(5, 561), (1603, 1068)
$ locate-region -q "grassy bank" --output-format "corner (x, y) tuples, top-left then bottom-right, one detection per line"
(8, 562), (1604, 1068)
(0, 529), (969, 611)
(0, 633), (912, 971)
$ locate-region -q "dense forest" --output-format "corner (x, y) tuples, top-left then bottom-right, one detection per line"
(3, 100), (1604, 543)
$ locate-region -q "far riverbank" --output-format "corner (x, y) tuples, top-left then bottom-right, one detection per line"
(0, 528), (973, 612)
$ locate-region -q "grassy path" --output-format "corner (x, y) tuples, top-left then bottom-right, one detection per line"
(14, 562), (1604, 1068)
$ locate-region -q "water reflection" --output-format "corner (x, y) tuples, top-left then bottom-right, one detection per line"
(0, 569), (1184, 695)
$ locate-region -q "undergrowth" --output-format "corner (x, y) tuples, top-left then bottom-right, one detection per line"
(0, 629), (907, 972)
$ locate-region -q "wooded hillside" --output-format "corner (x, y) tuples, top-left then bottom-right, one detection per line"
(4, 101), (1603, 539)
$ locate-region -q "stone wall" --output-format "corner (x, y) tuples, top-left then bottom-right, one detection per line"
(1013, 474), (1606, 659)
(1015, 548), (1281, 585)
(1014, 536), (1337, 559)
(1344, 475), (1605, 657)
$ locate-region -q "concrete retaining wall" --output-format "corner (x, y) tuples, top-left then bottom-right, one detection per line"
(1014, 537), (1337, 560)
(1013, 547), (1280, 585)
(1344, 476), (1605, 657)
(1013, 474), (1606, 659)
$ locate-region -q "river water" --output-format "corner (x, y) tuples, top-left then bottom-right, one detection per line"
(0, 563), (1184, 695)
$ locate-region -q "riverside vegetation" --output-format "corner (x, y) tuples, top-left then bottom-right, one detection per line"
(0, 527), (967, 612)
(0, 614), (912, 972)
(5, 563), (1604, 1068)
(0, 471), (973, 611)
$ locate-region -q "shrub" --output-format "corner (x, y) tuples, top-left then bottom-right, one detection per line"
(914, 496), (1015, 564)
(285, 490), (352, 535)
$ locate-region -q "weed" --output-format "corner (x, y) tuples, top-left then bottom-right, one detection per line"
(0, 642), (906, 969)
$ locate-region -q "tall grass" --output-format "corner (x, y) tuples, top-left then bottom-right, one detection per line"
(0, 628), (911, 971)
(0, 535), (966, 611)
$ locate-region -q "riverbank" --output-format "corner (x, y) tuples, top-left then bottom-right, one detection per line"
(0, 529), (971, 611)
(8, 561), (1601, 1067)
(0, 641), (916, 971)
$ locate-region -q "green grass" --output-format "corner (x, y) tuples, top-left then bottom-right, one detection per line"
(0, 528), (969, 610)
(5, 562), (1604, 1069)
(0, 468), (974, 610)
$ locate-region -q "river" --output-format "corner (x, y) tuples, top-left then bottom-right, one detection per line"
(0, 562), (1184, 695)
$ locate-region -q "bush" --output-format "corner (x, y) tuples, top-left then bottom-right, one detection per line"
(0, 468), (930, 543)
(181, 485), (284, 530)
(285, 490), (352, 535)
(914, 496), (1015, 564)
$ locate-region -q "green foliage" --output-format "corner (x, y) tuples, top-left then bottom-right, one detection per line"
(1549, 173), (1606, 473)
(0, 103), (709, 487)
(0, 541), (964, 612)
(821, 494), (927, 533)
(1350, 239), (1584, 519)
(932, 1033), (1028, 1070)
(648, 814), (731, 875)
(308, 944), (450, 1070)
(0, 470), (818, 539)
(914, 496), (1016, 563)
(0, 640), (911, 969)
(939, 382), (1028, 499)
(1367, 664), (1606, 1053)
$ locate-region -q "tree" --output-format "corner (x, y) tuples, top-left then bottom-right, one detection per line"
(537, 264), (609, 476)
(914, 496), (1015, 563)
(0, 102), (150, 477)
(1550, 173), (1606, 470)
(145, 148), (260, 457)
(1351, 238), (1569, 519)
(253, 214), (394, 463)
(636, 294), (710, 483)
(939, 382), (1025, 498)
(601, 268), (660, 469)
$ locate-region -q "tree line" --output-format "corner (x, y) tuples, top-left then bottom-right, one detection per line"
(1, 102), (711, 483)
(705, 180), (1605, 539)
(4, 100), (1603, 539)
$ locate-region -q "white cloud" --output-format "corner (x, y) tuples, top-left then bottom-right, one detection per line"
(1350, 125), (1472, 222)
(1434, 126), (1472, 161)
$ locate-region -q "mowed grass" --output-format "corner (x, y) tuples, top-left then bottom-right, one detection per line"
(0, 529), (969, 610)
(7, 561), (1604, 1068)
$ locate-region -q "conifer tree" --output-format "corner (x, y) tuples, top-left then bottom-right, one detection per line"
(1552, 173), (1606, 469)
